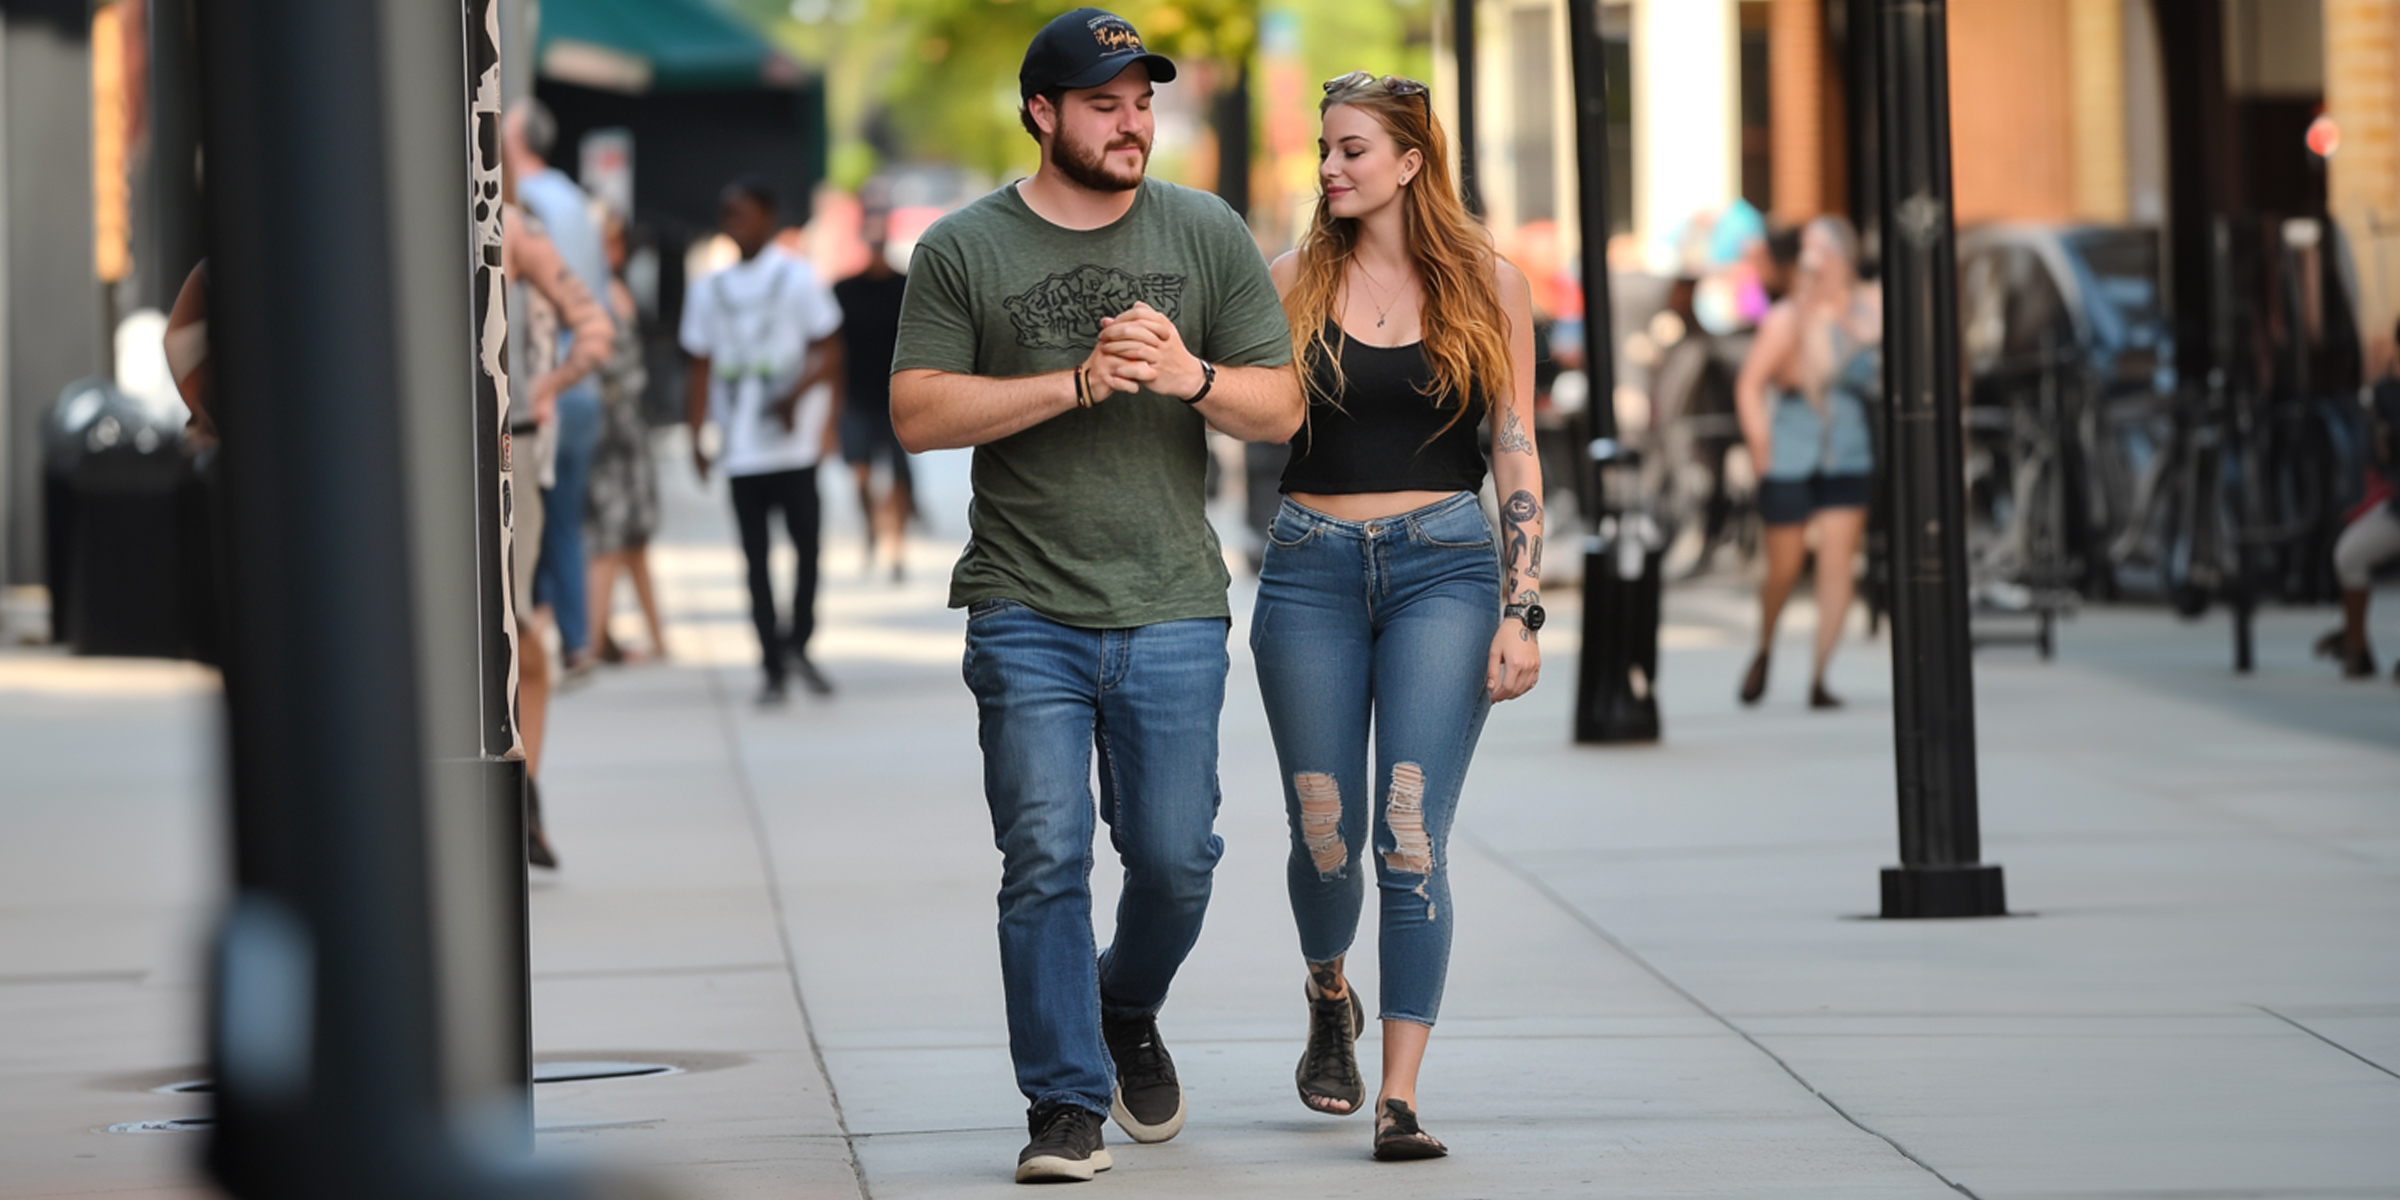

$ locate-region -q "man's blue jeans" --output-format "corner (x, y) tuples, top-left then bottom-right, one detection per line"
(962, 599), (1228, 1117)
(535, 385), (602, 655)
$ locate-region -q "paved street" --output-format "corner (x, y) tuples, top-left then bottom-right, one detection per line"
(4, 441), (2398, 1199)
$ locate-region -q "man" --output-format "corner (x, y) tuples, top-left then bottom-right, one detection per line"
(682, 177), (845, 705)
(833, 202), (916, 581)
(890, 9), (1302, 1184)
(503, 98), (611, 679)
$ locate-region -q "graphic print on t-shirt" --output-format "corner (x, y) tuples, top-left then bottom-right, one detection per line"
(1003, 264), (1186, 351)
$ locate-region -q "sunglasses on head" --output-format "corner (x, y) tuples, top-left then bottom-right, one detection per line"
(1323, 70), (1430, 101)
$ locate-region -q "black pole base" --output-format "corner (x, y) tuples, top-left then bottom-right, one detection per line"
(1880, 863), (2006, 918)
(1573, 542), (1664, 745)
(1575, 691), (1661, 744)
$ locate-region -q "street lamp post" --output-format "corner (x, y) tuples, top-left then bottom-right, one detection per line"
(1874, 0), (2004, 918)
(1567, 0), (1657, 745)
(1452, 0), (1482, 217)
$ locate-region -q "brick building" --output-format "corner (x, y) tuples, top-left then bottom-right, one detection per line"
(1457, 0), (2392, 375)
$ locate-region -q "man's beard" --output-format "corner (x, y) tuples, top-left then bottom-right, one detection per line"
(1053, 128), (1149, 193)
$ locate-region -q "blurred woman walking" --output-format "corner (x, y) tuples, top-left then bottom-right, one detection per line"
(1733, 216), (1881, 708)
(586, 210), (668, 664)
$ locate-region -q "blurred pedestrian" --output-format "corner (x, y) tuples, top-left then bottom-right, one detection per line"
(2315, 319), (2400, 679)
(505, 97), (612, 681)
(1252, 70), (1541, 1163)
(682, 176), (845, 705)
(832, 203), (915, 582)
(585, 209), (668, 663)
(1734, 215), (1880, 708)
(502, 195), (615, 867)
(889, 8), (1300, 1183)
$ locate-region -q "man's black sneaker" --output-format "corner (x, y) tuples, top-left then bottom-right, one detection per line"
(1015, 1103), (1111, 1183)
(1100, 1010), (1187, 1143)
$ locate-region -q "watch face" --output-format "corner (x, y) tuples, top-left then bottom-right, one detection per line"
(1525, 604), (1546, 632)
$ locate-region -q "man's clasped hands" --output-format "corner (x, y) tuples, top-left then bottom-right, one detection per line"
(1081, 302), (1207, 404)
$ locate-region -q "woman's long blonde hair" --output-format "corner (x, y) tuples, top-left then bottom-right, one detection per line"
(1285, 77), (1512, 440)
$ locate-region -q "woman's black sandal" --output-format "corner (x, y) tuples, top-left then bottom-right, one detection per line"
(1372, 1098), (1448, 1161)
(1296, 984), (1366, 1116)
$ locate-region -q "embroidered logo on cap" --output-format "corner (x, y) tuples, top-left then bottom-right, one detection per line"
(1088, 15), (1143, 52)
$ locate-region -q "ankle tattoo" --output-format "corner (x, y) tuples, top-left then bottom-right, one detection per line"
(1308, 958), (1346, 999)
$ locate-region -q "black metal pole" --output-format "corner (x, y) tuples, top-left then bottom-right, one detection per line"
(1213, 59), (1253, 219)
(1452, 0), (1482, 218)
(1841, 0), (1882, 258)
(1875, 0), (2003, 918)
(145, 0), (208, 307)
(193, 0), (628, 1192)
(1568, 0), (1657, 744)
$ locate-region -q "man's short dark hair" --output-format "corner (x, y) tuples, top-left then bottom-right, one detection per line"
(723, 174), (778, 215)
(511, 96), (557, 161)
(1018, 87), (1066, 142)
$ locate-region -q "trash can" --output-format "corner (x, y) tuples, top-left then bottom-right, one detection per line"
(43, 379), (201, 657)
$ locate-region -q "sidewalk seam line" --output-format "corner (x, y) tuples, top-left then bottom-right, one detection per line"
(2253, 1004), (2400, 1081)
(1460, 829), (1983, 1200)
(705, 665), (875, 1200)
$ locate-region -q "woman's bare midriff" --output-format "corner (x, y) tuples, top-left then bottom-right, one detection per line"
(1287, 491), (1459, 522)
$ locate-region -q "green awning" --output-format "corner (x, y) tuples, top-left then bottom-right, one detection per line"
(537, 0), (802, 94)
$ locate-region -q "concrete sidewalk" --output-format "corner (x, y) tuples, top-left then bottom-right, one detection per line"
(4, 447), (2397, 1199)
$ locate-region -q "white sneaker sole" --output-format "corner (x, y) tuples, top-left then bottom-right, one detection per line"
(1110, 1085), (1187, 1144)
(1015, 1147), (1112, 1183)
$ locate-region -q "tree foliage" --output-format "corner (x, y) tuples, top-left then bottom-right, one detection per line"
(719, 0), (1430, 186)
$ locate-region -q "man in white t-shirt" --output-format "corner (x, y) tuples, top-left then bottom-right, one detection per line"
(682, 177), (846, 704)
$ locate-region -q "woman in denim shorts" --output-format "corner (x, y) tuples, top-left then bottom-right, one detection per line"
(1734, 216), (1882, 709)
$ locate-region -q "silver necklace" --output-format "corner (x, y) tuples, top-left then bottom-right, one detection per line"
(1353, 260), (1410, 328)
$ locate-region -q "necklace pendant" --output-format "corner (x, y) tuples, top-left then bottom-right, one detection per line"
(1377, 315), (1386, 327)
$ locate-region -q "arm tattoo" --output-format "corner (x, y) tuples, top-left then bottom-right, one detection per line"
(1495, 406), (1535, 456)
(1500, 489), (1542, 638)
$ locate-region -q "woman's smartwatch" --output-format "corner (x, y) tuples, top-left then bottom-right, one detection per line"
(1504, 602), (1546, 632)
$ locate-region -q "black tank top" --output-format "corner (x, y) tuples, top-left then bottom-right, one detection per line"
(1280, 323), (1487, 496)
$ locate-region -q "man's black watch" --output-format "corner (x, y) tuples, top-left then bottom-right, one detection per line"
(1505, 602), (1546, 632)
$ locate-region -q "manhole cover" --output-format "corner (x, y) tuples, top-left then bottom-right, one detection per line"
(106, 1118), (212, 1133)
(533, 1061), (679, 1084)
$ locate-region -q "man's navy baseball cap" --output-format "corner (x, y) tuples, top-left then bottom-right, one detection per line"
(1020, 8), (1177, 100)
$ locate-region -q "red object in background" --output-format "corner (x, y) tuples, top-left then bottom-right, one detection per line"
(2307, 114), (2340, 159)
(2347, 471), (2392, 526)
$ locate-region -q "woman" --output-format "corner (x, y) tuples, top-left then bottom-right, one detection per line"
(585, 210), (669, 664)
(1254, 70), (1542, 1162)
(2314, 320), (2400, 679)
(1733, 216), (1880, 708)
(504, 199), (614, 867)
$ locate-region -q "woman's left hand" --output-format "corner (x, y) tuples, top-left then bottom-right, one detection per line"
(1487, 620), (1541, 702)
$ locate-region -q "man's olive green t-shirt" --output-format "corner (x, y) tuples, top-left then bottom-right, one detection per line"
(893, 180), (1292, 628)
